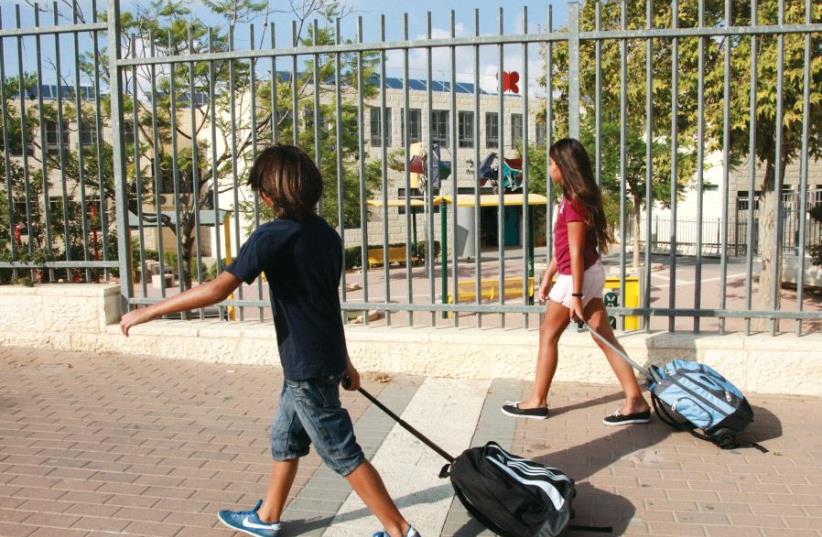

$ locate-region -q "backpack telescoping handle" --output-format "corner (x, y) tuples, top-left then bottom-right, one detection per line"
(578, 321), (660, 384)
(342, 377), (455, 464)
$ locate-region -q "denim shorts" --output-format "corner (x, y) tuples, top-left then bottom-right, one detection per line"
(270, 373), (365, 477)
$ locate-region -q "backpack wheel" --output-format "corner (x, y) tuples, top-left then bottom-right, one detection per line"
(711, 428), (738, 450)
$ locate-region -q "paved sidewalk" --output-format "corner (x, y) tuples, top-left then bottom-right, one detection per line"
(1, 346), (821, 537)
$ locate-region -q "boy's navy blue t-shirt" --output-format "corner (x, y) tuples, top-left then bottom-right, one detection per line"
(225, 214), (347, 381)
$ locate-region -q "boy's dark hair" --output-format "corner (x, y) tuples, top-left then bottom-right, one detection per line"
(549, 137), (615, 254)
(248, 144), (323, 221)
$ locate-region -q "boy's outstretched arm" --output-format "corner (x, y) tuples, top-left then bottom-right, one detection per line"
(120, 271), (242, 336)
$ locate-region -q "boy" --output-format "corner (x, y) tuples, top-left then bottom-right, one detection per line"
(120, 145), (419, 537)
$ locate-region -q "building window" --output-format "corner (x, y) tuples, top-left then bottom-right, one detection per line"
(401, 108), (421, 145)
(370, 107), (392, 147)
(79, 119), (95, 147)
(736, 191), (760, 212)
(536, 119), (546, 147)
(511, 113), (523, 147)
(44, 120), (70, 159)
(485, 112), (498, 148)
(458, 111), (474, 148)
(431, 110), (449, 147)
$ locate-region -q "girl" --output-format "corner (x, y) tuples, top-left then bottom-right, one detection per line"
(502, 138), (651, 426)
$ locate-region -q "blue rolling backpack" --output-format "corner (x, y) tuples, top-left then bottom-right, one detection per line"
(584, 323), (766, 452)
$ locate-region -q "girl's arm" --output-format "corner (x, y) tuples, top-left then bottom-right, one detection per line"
(542, 257), (557, 282)
(120, 271), (243, 336)
(567, 221), (587, 321)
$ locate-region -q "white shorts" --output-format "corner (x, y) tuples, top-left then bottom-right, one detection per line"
(548, 260), (606, 309)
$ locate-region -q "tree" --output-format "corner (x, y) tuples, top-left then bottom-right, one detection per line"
(542, 0), (697, 270)
(29, 0), (380, 291)
(545, 0), (820, 332)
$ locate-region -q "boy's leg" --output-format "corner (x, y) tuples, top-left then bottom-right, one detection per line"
(257, 459), (299, 523)
(346, 460), (409, 537)
(584, 298), (650, 414)
(289, 376), (415, 537)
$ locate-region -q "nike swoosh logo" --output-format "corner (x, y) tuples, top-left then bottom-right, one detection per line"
(242, 515), (277, 530)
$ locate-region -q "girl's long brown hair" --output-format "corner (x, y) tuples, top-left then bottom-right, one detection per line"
(549, 138), (614, 254)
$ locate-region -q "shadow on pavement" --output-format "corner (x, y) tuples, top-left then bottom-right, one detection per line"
(285, 484), (454, 535)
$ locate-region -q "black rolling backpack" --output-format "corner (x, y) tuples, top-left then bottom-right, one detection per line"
(347, 382), (611, 537)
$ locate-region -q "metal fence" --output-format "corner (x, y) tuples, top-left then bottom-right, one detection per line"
(1, 0), (821, 335)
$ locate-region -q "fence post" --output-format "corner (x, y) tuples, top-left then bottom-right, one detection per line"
(567, 2), (580, 139)
(107, 0), (131, 313)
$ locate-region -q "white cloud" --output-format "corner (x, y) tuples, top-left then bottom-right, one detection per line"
(383, 25), (547, 98)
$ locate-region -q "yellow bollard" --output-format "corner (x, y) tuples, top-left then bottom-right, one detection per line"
(603, 276), (640, 331)
(223, 214), (235, 321)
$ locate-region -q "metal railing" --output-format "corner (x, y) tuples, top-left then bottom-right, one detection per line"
(1, 0), (821, 335)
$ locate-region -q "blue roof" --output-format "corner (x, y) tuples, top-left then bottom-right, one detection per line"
(274, 71), (491, 95)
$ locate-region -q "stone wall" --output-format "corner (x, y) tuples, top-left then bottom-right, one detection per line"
(1, 284), (821, 398)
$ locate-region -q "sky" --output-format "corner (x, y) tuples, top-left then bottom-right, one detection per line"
(2, 0), (572, 94)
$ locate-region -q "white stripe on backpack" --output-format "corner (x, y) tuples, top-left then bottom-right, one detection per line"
(487, 444), (572, 482)
(486, 456), (566, 511)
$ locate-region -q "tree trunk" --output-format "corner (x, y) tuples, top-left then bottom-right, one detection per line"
(752, 157), (784, 332)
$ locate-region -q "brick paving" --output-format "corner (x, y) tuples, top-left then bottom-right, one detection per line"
(1, 345), (821, 537)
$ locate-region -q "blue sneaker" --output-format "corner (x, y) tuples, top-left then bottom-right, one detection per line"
(373, 527), (420, 537)
(217, 499), (281, 537)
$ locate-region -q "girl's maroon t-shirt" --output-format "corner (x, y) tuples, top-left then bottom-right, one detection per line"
(553, 196), (600, 275)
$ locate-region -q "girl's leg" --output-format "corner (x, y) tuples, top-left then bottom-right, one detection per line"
(257, 459), (299, 523)
(519, 299), (571, 409)
(584, 298), (650, 415)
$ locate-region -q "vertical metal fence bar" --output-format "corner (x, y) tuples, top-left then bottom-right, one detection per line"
(250, 23), (262, 321)
(719, 0), (732, 334)
(522, 6), (530, 329)
(745, 0), (757, 335)
(643, 0), (653, 331)
(334, 18), (346, 308)
(567, 3), (579, 139)
(15, 6), (33, 273)
(771, 0), (785, 335)
(189, 25), (204, 318)
(380, 15), (390, 325)
(356, 16), (368, 324)
(52, 4), (68, 268)
(619, 0), (627, 332)
(594, 2), (601, 188)
(546, 6), (553, 266)
(498, 7), (506, 329)
(402, 14), (413, 327)
(149, 32), (166, 298)
(449, 10), (458, 327)
(426, 12), (434, 326)
(669, 0), (679, 331)
(208, 28), (222, 318)
(291, 21), (298, 145)
(0, 10), (16, 278)
(473, 8), (481, 329)
(694, 0), (705, 333)
(228, 25), (243, 319)
(131, 37), (147, 299)
(107, 0), (131, 309)
(92, 0), (108, 279)
(169, 31), (186, 307)
(74, 1), (90, 282)
(796, 0), (811, 336)
(312, 19), (321, 191)
(34, 4), (54, 280)
(271, 22), (280, 144)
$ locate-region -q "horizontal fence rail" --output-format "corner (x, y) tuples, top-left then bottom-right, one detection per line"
(1, 0), (821, 335)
